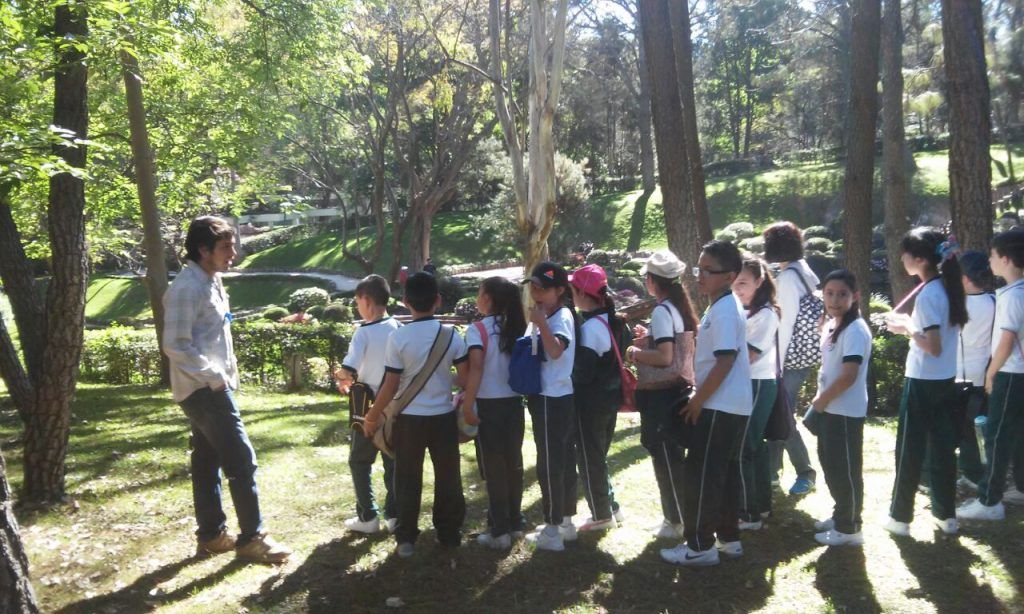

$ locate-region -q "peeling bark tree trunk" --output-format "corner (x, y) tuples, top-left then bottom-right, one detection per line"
(842, 0), (881, 319)
(121, 49), (170, 385)
(627, 15), (656, 252)
(942, 0), (992, 252)
(669, 0), (712, 248)
(638, 0), (697, 265)
(22, 2), (90, 503)
(0, 447), (39, 613)
(882, 0), (913, 301)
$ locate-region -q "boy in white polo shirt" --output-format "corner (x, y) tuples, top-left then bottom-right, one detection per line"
(363, 273), (469, 557)
(959, 229), (1024, 521)
(661, 240), (753, 567)
(334, 274), (402, 535)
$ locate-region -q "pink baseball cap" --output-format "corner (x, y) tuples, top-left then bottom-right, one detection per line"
(569, 263), (608, 298)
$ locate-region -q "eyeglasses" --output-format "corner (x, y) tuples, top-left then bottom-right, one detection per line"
(692, 266), (731, 278)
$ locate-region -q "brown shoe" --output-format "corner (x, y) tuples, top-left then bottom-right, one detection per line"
(235, 532), (292, 564)
(196, 529), (236, 557)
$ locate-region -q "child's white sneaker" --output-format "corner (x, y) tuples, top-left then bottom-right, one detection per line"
(396, 542), (414, 558)
(476, 532), (512, 550)
(559, 518), (577, 541)
(815, 529), (864, 546)
(1002, 486), (1024, 506)
(813, 518), (835, 531)
(715, 539), (743, 557)
(613, 508), (626, 524)
(660, 543), (720, 566)
(933, 517), (958, 535)
(526, 525), (565, 552)
(344, 516), (381, 534)
(883, 517), (910, 536)
(385, 517), (398, 534)
(578, 516), (617, 532)
(956, 499), (1006, 521)
(652, 519), (684, 539)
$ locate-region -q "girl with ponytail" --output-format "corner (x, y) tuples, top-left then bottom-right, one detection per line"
(808, 269), (872, 546)
(884, 227), (967, 537)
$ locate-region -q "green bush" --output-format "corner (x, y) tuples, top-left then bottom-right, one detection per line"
(307, 304), (325, 319)
(715, 229), (739, 243)
(81, 326), (162, 384)
(724, 222), (756, 240)
(870, 330), (909, 416)
(803, 225), (831, 239)
(621, 259), (645, 273)
(241, 225), (311, 255)
(587, 249), (613, 266)
(611, 275), (645, 297)
(437, 277), (464, 314)
(322, 302), (352, 323)
(805, 237), (834, 253)
(288, 287), (330, 312)
(455, 297), (482, 319)
(740, 237), (765, 253)
(262, 305), (290, 321)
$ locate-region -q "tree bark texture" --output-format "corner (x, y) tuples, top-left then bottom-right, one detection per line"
(0, 448), (39, 614)
(668, 0), (712, 248)
(0, 197), (45, 390)
(627, 13), (656, 252)
(23, 2), (90, 503)
(121, 49), (170, 385)
(881, 0), (913, 301)
(941, 0), (992, 252)
(842, 0), (881, 319)
(638, 0), (697, 265)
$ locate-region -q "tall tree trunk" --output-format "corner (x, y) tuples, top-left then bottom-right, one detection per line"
(942, 0), (992, 251)
(0, 196), (45, 395)
(0, 447), (39, 613)
(882, 0), (913, 301)
(668, 0), (712, 248)
(842, 0), (881, 319)
(121, 49), (170, 385)
(628, 15), (656, 253)
(23, 2), (90, 503)
(638, 0), (697, 266)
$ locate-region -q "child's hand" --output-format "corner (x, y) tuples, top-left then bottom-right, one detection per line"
(885, 312), (911, 336)
(462, 405), (480, 426)
(362, 412), (380, 437)
(633, 324), (649, 339)
(810, 396), (826, 413)
(528, 304), (547, 327)
(333, 368), (353, 394)
(680, 400), (701, 425)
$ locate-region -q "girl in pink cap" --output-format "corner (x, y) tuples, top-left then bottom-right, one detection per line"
(568, 264), (628, 532)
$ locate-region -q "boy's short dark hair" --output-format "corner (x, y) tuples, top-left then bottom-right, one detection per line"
(404, 272), (439, 312)
(184, 216), (235, 263)
(702, 239), (743, 274)
(762, 221), (804, 263)
(355, 274), (391, 306)
(993, 228), (1024, 269)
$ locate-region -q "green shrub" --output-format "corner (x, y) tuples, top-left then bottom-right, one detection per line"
(307, 304), (325, 319)
(241, 225), (311, 255)
(803, 225), (831, 239)
(805, 237), (834, 253)
(611, 276), (645, 297)
(262, 305), (290, 321)
(288, 287), (330, 312)
(455, 297), (481, 319)
(740, 237), (765, 253)
(724, 222), (756, 240)
(587, 249), (613, 266)
(870, 330), (909, 415)
(715, 229), (739, 243)
(437, 277), (464, 314)
(621, 259), (645, 273)
(81, 326), (162, 384)
(233, 321), (352, 389)
(322, 302), (352, 323)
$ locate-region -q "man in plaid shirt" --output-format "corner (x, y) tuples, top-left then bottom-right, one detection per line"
(163, 216), (291, 564)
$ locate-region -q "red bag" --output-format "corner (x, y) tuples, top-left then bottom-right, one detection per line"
(597, 316), (638, 412)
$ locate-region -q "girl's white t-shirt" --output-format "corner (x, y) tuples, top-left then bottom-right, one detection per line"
(465, 315), (518, 399)
(905, 279), (960, 380)
(527, 306), (576, 397)
(746, 306), (779, 381)
(957, 293), (995, 385)
(650, 300), (687, 342)
(817, 318), (872, 417)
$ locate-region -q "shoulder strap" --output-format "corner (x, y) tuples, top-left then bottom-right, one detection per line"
(792, 268), (814, 296)
(474, 320), (489, 355)
(389, 324), (455, 417)
(657, 301), (679, 334)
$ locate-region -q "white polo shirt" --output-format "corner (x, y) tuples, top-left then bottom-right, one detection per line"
(650, 300), (686, 343)
(993, 279), (1024, 374)
(746, 306), (779, 381)
(384, 318), (468, 416)
(958, 293), (995, 384)
(527, 306), (576, 398)
(817, 317), (872, 418)
(905, 279), (960, 380)
(465, 315), (518, 399)
(341, 316), (401, 396)
(695, 292), (753, 415)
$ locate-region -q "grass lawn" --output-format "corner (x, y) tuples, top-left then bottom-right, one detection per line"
(2, 384), (1022, 612)
(84, 275), (336, 322)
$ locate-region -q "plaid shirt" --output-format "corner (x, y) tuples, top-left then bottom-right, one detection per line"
(162, 263), (239, 402)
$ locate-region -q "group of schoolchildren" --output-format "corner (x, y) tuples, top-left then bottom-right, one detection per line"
(333, 220), (1024, 567)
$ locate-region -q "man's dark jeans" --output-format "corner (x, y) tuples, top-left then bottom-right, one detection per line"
(180, 387), (264, 545)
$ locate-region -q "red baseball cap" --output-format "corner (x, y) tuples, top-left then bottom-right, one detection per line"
(569, 263), (608, 298)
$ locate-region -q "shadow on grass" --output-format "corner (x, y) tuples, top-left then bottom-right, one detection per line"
(57, 555), (247, 613)
(895, 534), (1003, 613)
(814, 546), (882, 613)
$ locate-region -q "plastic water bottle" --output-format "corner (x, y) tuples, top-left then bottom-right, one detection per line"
(975, 415), (988, 465)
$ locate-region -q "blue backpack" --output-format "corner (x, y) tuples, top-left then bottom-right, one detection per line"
(508, 333), (545, 395)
